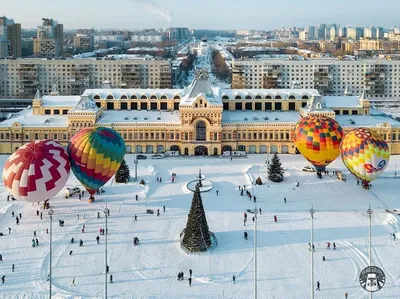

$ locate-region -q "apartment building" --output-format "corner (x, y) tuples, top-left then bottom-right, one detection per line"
(231, 58), (400, 100)
(0, 58), (172, 98)
(0, 17), (21, 57)
(74, 34), (94, 51)
(33, 18), (63, 57)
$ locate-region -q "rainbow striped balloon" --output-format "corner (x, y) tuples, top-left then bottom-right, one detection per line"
(340, 128), (390, 184)
(294, 115), (344, 171)
(68, 127), (125, 195)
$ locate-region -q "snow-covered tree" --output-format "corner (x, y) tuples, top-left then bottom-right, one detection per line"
(115, 159), (130, 183)
(268, 153), (285, 182)
(181, 184), (212, 252)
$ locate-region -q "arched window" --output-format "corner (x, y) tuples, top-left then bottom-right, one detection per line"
(255, 95), (262, 99)
(150, 95), (157, 99)
(288, 95), (296, 100)
(245, 95), (252, 100)
(131, 95), (138, 100)
(302, 95), (309, 100)
(160, 95), (168, 99)
(235, 95), (242, 100)
(140, 95), (147, 100)
(121, 95), (127, 100)
(173, 95), (181, 100)
(275, 95), (282, 100)
(316, 103), (322, 109)
(94, 95), (101, 100)
(196, 120), (206, 141)
(222, 95), (229, 100)
(265, 95), (272, 99)
(107, 95), (114, 100)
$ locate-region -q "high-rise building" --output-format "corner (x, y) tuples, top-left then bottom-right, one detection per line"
(307, 26), (316, 40)
(0, 17), (21, 58)
(74, 34), (94, 51)
(168, 27), (190, 41)
(33, 18), (63, 57)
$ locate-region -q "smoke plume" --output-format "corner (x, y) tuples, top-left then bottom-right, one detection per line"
(131, 0), (173, 23)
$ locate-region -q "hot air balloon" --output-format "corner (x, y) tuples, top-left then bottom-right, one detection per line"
(293, 115), (344, 173)
(67, 127), (125, 202)
(340, 128), (390, 188)
(2, 140), (70, 202)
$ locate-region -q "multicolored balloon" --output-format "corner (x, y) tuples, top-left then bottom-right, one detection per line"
(294, 115), (344, 171)
(2, 140), (70, 202)
(67, 127), (125, 196)
(340, 128), (390, 184)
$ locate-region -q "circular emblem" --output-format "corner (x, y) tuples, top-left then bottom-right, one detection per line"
(253, 209), (258, 214)
(359, 266), (385, 292)
(367, 209), (372, 215)
(310, 209), (315, 215)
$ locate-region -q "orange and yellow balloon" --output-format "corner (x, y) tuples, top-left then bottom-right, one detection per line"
(340, 128), (390, 184)
(294, 115), (344, 171)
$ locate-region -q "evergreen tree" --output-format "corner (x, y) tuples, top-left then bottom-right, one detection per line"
(181, 185), (212, 252)
(268, 153), (285, 182)
(115, 159), (130, 183)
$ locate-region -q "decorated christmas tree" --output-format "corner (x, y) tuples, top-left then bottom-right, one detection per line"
(115, 159), (130, 183)
(181, 184), (212, 252)
(268, 153), (285, 182)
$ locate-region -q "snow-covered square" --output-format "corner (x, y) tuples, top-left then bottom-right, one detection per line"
(1, 154), (400, 298)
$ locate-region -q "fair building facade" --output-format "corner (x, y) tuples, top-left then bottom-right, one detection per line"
(1, 71), (400, 155)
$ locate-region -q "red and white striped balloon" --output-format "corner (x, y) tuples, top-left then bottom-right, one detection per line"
(2, 140), (70, 202)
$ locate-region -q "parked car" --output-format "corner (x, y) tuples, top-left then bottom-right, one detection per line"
(151, 154), (163, 159)
(165, 151), (180, 156)
(136, 154), (147, 160)
(65, 187), (81, 198)
(302, 166), (316, 172)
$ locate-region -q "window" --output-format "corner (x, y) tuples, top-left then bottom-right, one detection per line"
(25, 134), (29, 140)
(265, 102), (272, 110)
(44, 133), (48, 139)
(160, 95), (168, 100)
(121, 95), (127, 100)
(63, 109), (69, 114)
(54, 109), (60, 115)
(334, 110), (340, 115)
(173, 95), (181, 100)
(150, 102), (157, 110)
(140, 95), (147, 100)
(35, 133), (38, 139)
(255, 102), (262, 110)
(15, 133), (19, 139)
(0, 133), (3, 139)
(94, 95), (101, 100)
(237, 133), (241, 139)
(107, 102), (114, 110)
(171, 133), (175, 140)
(245, 102), (252, 110)
(248, 133), (251, 139)
(235, 102), (242, 110)
(343, 110), (349, 115)
(185, 132), (188, 140)
(131, 95), (138, 100)
(275, 95), (282, 100)
(196, 121), (206, 141)
(174, 103), (179, 110)
(121, 102), (128, 110)
(288, 95), (296, 100)
(280, 133), (284, 140)
(302, 102), (307, 107)
(150, 95), (157, 100)
(63, 134), (67, 140)
(141, 102), (148, 110)
(223, 102), (229, 110)
(131, 102), (138, 110)
(352, 110), (358, 115)
(54, 133), (57, 139)
(235, 95), (242, 100)
(107, 95), (114, 100)
(222, 95), (229, 100)
(392, 133), (397, 141)
(275, 102), (282, 110)
(288, 102), (296, 111)
(160, 102), (167, 110)
(45, 109), (51, 115)
(286, 133), (290, 140)
(228, 133), (232, 139)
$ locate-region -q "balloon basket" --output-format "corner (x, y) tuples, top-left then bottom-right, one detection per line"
(89, 197), (95, 203)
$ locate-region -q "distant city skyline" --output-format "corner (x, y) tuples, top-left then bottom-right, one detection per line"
(2, 0), (400, 30)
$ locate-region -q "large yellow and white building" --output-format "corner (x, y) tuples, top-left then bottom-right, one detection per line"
(1, 71), (400, 155)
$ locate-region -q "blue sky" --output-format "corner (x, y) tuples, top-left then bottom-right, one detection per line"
(3, 0), (400, 30)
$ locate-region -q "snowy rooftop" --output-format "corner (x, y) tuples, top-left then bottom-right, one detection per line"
(324, 96), (362, 108)
(0, 108), (68, 127)
(220, 89), (320, 100)
(96, 110), (180, 124)
(84, 89), (184, 99)
(41, 95), (81, 107)
(222, 111), (300, 124)
(336, 112), (400, 128)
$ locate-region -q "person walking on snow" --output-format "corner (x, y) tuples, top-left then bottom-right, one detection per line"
(316, 281), (320, 291)
(326, 242), (331, 249)
(12, 264), (14, 272)
(253, 196), (256, 203)
(8, 227), (11, 234)
(134, 215), (138, 221)
(188, 277), (192, 287)
(157, 209), (160, 217)
(333, 242), (336, 250)
(0, 254), (2, 261)
(1, 275), (4, 283)
(284, 197), (287, 203)
(274, 215), (277, 223)
(163, 206), (166, 213)
(96, 235), (100, 244)
(189, 269), (192, 277)
(345, 292), (348, 298)
(244, 232), (248, 240)
(71, 278), (76, 286)
(259, 208), (262, 215)
(110, 275), (113, 283)
(216, 190), (219, 196)
(243, 218), (246, 226)
(233, 275), (236, 283)
(135, 194), (138, 201)
(35, 239), (39, 247)
(252, 216), (255, 223)
(79, 239), (83, 247)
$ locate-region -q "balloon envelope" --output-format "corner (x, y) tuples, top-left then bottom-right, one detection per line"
(67, 127), (125, 195)
(340, 128), (390, 183)
(294, 115), (344, 171)
(2, 140), (70, 202)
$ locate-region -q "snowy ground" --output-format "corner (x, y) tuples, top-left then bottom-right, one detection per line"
(1, 154), (400, 298)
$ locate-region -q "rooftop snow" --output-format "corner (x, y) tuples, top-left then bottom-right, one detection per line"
(42, 95), (81, 107)
(220, 89), (320, 100)
(0, 108), (68, 127)
(84, 89), (184, 100)
(222, 111), (300, 124)
(336, 113), (400, 128)
(96, 110), (180, 124)
(324, 96), (361, 108)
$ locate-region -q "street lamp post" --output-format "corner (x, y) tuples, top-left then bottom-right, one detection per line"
(48, 209), (54, 299)
(253, 207), (258, 299)
(104, 207), (110, 299)
(310, 208), (315, 299)
(134, 122), (138, 181)
(367, 207), (372, 299)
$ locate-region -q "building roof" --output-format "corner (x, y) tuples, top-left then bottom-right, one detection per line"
(41, 95), (81, 107)
(96, 110), (180, 125)
(324, 96), (362, 108)
(0, 108), (68, 127)
(335, 114), (400, 128)
(220, 89), (319, 100)
(84, 89), (184, 100)
(222, 111), (300, 124)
